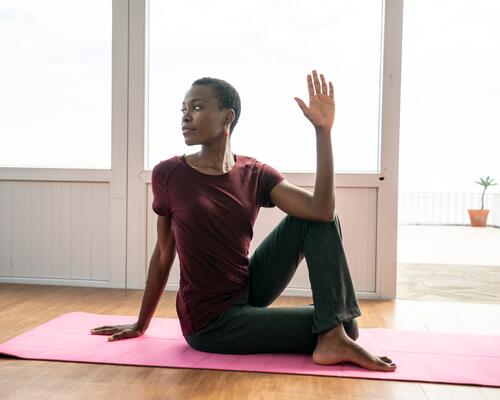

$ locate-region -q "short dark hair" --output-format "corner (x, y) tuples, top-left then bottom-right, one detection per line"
(192, 77), (241, 134)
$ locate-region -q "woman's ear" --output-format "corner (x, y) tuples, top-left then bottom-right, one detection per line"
(225, 109), (236, 126)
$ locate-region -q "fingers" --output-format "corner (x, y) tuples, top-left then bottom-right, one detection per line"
(92, 325), (113, 330)
(312, 70), (321, 95)
(90, 324), (141, 341)
(108, 333), (121, 341)
(319, 72), (328, 94)
(307, 70), (334, 98)
(307, 74), (314, 98)
(90, 326), (118, 335)
(90, 324), (125, 335)
(294, 97), (308, 113)
(108, 330), (139, 342)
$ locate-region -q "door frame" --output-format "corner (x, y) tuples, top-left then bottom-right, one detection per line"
(125, 0), (403, 299)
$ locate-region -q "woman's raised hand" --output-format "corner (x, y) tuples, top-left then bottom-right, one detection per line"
(294, 70), (335, 131)
(90, 322), (144, 342)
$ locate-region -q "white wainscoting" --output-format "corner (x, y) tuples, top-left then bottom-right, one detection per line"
(0, 180), (378, 296)
(0, 180), (110, 284)
(146, 185), (378, 296)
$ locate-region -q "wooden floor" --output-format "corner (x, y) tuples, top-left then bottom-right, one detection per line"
(1, 283), (499, 400)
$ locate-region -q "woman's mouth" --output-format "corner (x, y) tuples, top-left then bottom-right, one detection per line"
(182, 128), (196, 135)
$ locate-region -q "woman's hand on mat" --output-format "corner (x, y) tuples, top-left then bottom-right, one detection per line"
(90, 322), (144, 341)
(294, 70), (335, 132)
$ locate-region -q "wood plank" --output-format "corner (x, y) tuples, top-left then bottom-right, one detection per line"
(421, 383), (486, 400)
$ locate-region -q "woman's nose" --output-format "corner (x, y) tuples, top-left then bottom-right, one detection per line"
(183, 106), (193, 117)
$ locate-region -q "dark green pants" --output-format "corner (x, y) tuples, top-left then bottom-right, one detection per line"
(184, 214), (362, 354)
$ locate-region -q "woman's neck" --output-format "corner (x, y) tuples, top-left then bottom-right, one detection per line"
(190, 147), (235, 173)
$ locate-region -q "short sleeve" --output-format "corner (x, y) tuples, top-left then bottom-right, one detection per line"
(258, 162), (285, 207)
(151, 162), (171, 218)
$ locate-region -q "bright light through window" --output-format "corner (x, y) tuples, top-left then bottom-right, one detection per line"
(400, 0), (500, 192)
(0, 0), (112, 169)
(147, 0), (383, 172)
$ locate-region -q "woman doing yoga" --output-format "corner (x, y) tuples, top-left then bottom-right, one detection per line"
(91, 70), (396, 372)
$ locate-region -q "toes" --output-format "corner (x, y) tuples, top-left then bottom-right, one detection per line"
(377, 356), (397, 370)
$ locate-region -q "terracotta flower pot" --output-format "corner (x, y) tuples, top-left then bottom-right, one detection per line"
(468, 209), (489, 227)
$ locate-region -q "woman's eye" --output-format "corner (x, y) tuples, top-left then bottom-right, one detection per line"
(180, 106), (201, 113)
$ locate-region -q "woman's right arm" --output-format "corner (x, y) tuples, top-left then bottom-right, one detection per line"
(136, 216), (177, 332)
(91, 215), (176, 340)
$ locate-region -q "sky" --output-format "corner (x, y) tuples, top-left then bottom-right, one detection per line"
(0, 0), (499, 195)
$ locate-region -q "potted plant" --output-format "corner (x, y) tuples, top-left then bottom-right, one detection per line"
(468, 176), (497, 227)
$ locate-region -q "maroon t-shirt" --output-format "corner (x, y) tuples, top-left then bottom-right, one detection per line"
(151, 153), (285, 336)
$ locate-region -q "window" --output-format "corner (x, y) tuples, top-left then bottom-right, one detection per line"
(147, 0), (383, 172)
(400, 0), (500, 192)
(0, 0), (112, 169)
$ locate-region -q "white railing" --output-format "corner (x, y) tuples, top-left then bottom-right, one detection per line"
(398, 192), (499, 226)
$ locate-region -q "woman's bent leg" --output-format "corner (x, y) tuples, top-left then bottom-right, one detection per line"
(248, 214), (361, 335)
(185, 214), (361, 354)
(186, 215), (396, 369)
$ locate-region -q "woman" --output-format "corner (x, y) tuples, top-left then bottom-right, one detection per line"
(91, 70), (396, 372)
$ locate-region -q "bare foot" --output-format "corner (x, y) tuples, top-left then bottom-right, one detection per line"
(312, 324), (397, 372)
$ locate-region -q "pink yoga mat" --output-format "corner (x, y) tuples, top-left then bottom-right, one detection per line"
(0, 312), (498, 387)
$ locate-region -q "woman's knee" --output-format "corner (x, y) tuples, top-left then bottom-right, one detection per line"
(306, 215), (343, 243)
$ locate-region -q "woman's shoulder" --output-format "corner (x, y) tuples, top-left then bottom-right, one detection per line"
(236, 155), (284, 181)
(237, 154), (257, 164)
(237, 154), (277, 171)
(239, 154), (274, 166)
(238, 154), (266, 174)
(155, 154), (183, 167)
(152, 155), (184, 177)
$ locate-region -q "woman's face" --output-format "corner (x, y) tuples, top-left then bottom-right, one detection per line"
(181, 85), (229, 145)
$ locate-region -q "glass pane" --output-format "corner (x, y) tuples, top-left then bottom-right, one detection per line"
(0, 0), (112, 169)
(400, 0), (500, 192)
(147, 0), (383, 172)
